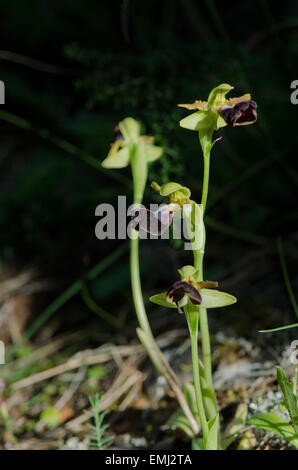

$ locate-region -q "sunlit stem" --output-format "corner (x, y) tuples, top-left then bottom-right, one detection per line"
(194, 129), (216, 395)
(185, 303), (209, 443)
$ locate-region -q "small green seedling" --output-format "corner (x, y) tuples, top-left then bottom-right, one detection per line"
(84, 394), (114, 450)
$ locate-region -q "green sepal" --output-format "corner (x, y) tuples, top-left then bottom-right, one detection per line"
(179, 110), (216, 131)
(199, 288), (237, 308)
(119, 117), (141, 142)
(101, 146), (130, 168)
(149, 291), (181, 309)
(150, 288), (237, 309)
(145, 145), (163, 163)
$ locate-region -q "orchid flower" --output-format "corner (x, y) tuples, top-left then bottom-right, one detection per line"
(102, 117), (162, 169)
(178, 83), (257, 132)
(150, 265), (236, 313)
(129, 181), (192, 236)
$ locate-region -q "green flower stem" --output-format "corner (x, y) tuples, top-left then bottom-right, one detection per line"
(293, 365), (298, 396)
(187, 128), (219, 441)
(197, 256), (213, 390)
(185, 214), (217, 420)
(195, 130), (216, 394)
(185, 304), (209, 442)
(201, 149), (211, 216)
(199, 127), (213, 215)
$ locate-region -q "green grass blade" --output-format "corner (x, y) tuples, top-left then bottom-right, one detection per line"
(259, 323), (298, 333)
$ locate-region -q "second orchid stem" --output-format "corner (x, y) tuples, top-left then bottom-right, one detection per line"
(186, 305), (209, 440)
(196, 130), (217, 395)
(191, 129), (219, 441)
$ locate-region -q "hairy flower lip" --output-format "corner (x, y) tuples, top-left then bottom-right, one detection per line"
(166, 280), (202, 314)
(219, 100), (257, 127)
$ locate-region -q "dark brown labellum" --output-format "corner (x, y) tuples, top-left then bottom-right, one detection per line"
(166, 280), (202, 314)
(219, 100), (257, 126)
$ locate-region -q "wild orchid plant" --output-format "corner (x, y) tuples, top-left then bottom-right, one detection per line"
(102, 84), (258, 450)
(102, 117), (200, 435)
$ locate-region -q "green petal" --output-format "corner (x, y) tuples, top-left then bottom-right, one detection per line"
(149, 291), (176, 309)
(160, 182), (190, 198)
(101, 146), (130, 168)
(146, 145), (163, 163)
(119, 117), (141, 142)
(179, 111), (215, 131)
(200, 289), (237, 308)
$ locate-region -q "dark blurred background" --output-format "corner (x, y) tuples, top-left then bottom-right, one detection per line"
(0, 0), (297, 350)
